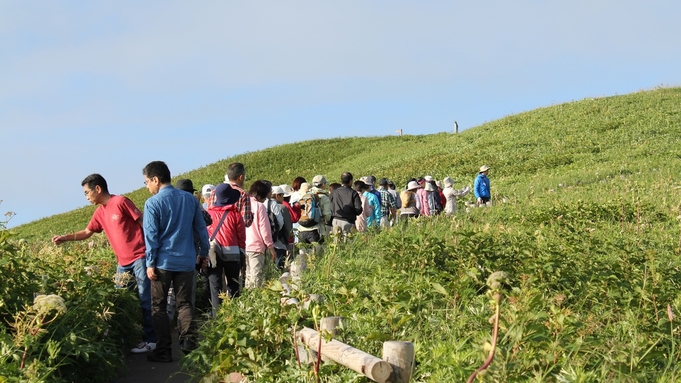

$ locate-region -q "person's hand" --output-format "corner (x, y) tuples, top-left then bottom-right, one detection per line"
(51, 235), (65, 246)
(146, 267), (157, 281)
(477, 198), (483, 205)
(197, 256), (209, 271)
(269, 248), (277, 261)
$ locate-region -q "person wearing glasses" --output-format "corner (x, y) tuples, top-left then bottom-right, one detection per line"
(142, 161), (209, 362)
(51, 173), (157, 355)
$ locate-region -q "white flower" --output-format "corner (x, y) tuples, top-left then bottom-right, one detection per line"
(33, 294), (67, 315)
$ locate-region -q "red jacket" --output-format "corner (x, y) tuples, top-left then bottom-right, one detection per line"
(207, 205), (246, 252)
(283, 201), (300, 223)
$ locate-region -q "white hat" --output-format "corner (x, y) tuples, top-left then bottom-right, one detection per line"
(443, 177), (454, 187)
(479, 165), (490, 173)
(407, 181), (420, 191)
(271, 186), (284, 195)
(279, 184), (293, 197)
(201, 184), (215, 196)
(424, 183), (434, 192)
(424, 175), (434, 182)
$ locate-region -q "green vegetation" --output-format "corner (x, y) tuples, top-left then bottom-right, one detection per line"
(0, 211), (140, 382)
(6, 87), (681, 381)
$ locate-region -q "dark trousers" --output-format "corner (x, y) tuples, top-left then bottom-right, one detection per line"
(207, 258), (241, 316)
(298, 229), (323, 244)
(150, 269), (196, 357)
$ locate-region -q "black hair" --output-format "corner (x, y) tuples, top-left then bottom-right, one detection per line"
(142, 161), (171, 184)
(341, 172), (354, 185)
(249, 180), (271, 200)
(328, 182), (341, 194)
(227, 162), (246, 182)
(353, 180), (368, 192)
(81, 173), (109, 194)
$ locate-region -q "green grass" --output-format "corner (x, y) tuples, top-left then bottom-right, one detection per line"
(8, 86), (681, 382)
(14, 87), (681, 241)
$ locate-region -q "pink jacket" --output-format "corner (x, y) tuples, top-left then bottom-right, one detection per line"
(246, 197), (274, 253)
(417, 188), (430, 216)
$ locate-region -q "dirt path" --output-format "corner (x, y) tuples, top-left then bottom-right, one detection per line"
(111, 329), (199, 383)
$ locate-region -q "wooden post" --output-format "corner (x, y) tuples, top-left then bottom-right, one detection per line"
(318, 316), (346, 362)
(382, 341), (414, 383)
(291, 250), (307, 282)
(320, 316), (345, 337)
(298, 327), (393, 382)
(395, 129), (403, 136)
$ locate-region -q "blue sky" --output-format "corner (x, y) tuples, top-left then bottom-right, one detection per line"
(2, 1), (680, 228)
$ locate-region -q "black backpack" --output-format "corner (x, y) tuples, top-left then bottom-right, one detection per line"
(267, 200), (287, 243)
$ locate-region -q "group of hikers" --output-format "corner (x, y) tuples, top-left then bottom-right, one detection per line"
(50, 161), (492, 364)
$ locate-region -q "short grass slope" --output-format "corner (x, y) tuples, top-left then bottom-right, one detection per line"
(8, 87), (681, 382)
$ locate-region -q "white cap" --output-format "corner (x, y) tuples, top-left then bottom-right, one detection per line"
(201, 184), (215, 196)
(407, 181), (420, 191)
(271, 186), (284, 195)
(424, 175), (434, 182)
(312, 175), (327, 186)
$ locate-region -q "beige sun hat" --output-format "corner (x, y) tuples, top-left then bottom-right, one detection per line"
(479, 165), (491, 173)
(407, 181), (420, 191)
(424, 183), (434, 192)
(443, 177), (454, 187)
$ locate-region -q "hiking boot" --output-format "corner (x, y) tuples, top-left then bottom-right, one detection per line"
(131, 342), (156, 354)
(147, 352), (173, 363)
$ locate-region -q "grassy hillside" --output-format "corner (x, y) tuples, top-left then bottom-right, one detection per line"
(7, 87), (681, 382)
(15, 87), (681, 241)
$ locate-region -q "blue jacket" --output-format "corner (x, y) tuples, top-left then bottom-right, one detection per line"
(144, 185), (210, 272)
(474, 173), (491, 199)
(364, 191), (381, 227)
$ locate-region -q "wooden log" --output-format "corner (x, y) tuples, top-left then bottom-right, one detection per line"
(382, 341), (414, 383)
(298, 327), (393, 383)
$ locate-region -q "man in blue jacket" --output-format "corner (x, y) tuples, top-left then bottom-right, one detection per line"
(142, 161), (210, 362)
(474, 165), (491, 206)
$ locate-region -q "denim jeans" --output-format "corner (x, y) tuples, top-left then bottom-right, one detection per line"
(116, 258), (157, 343)
(150, 269), (196, 357)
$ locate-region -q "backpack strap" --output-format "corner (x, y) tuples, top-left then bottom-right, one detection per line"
(210, 209), (229, 241)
